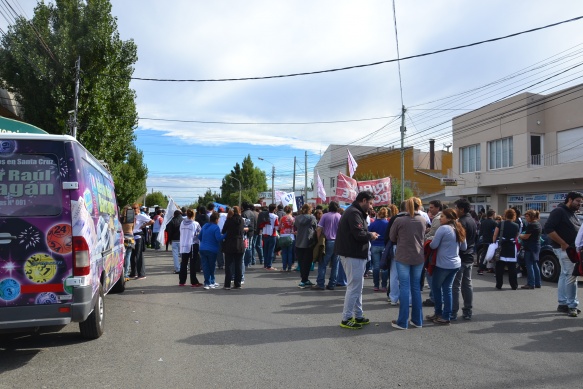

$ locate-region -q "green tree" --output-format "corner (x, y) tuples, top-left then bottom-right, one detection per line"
(0, 0), (146, 201)
(145, 191), (168, 209)
(221, 155), (267, 205)
(111, 144), (147, 206)
(390, 178), (414, 206)
(197, 189), (223, 206)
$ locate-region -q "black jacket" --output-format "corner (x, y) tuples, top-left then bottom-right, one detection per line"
(334, 201), (373, 259)
(242, 209), (257, 237)
(458, 213), (477, 263)
(543, 203), (581, 248)
(222, 215), (245, 254)
(165, 215), (183, 242)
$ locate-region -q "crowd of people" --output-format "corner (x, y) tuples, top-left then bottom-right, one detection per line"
(120, 190), (583, 330)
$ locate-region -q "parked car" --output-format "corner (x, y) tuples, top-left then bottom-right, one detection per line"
(537, 212), (583, 282)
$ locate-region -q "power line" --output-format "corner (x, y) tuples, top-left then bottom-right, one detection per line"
(124, 15), (583, 82)
(138, 115), (399, 125)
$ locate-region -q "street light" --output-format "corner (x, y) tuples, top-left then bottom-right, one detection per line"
(229, 175), (242, 208)
(257, 157), (275, 205)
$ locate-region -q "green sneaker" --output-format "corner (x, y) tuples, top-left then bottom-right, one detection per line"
(340, 319), (363, 329)
(354, 316), (370, 325)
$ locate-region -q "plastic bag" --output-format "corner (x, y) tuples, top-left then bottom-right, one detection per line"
(485, 242), (498, 262)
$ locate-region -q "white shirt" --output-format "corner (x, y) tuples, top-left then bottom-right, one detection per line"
(133, 213), (152, 238)
(575, 225), (583, 249)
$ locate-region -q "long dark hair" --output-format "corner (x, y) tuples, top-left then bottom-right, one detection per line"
(442, 208), (466, 243)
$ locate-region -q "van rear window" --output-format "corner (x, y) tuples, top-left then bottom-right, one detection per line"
(0, 153), (62, 217)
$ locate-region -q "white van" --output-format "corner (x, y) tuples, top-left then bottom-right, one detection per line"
(0, 117), (125, 339)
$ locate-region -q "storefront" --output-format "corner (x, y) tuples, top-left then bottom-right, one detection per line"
(506, 191), (582, 214)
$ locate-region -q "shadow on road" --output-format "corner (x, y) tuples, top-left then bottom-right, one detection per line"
(0, 332), (88, 372)
(178, 324), (383, 346)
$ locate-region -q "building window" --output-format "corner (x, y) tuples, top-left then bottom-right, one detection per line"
(530, 135), (542, 166)
(488, 137), (513, 170)
(330, 177), (335, 188)
(460, 144), (480, 173)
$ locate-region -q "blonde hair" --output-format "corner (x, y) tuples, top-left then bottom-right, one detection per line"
(405, 197), (421, 217)
(377, 207), (388, 219)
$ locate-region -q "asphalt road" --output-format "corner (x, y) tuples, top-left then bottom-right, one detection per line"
(1, 249), (583, 389)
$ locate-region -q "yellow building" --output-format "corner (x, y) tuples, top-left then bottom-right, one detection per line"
(355, 146), (452, 198)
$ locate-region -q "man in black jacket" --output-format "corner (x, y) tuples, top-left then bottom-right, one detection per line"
(334, 191), (379, 329)
(242, 202), (257, 268)
(453, 198), (477, 320)
(544, 191), (582, 317)
(165, 210), (184, 274)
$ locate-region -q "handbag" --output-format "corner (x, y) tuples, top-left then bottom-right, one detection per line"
(492, 221), (505, 262)
(278, 235), (293, 248)
(379, 240), (394, 270)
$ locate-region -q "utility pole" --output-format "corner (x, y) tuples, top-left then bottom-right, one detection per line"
(72, 56), (80, 138)
(271, 166), (275, 205)
(304, 151), (308, 202)
(400, 105), (406, 203)
(292, 156), (296, 195)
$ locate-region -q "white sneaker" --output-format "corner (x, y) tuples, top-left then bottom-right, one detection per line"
(209, 284), (216, 289)
(203, 285), (210, 290)
(241, 281), (245, 285)
(213, 283), (220, 287)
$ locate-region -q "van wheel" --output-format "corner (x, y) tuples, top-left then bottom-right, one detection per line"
(79, 285), (104, 339)
(110, 273), (126, 294)
(540, 252), (560, 283)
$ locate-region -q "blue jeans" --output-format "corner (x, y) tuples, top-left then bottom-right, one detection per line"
(370, 245), (388, 288)
(316, 240), (339, 288)
(555, 248), (578, 308)
(151, 232), (160, 249)
(171, 241), (180, 272)
(262, 235), (276, 268)
(431, 266), (459, 321)
(244, 236), (253, 267)
(395, 261), (423, 328)
(336, 260), (347, 286)
(281, 244), (294, 271)
(254, 234), (263, 263)
(200, 250), (217, 286)
(524, 247), (541, 287)
(124, 246), (133, 278)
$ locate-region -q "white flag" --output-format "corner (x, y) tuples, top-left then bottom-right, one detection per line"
(157, 197), (178, 246)
(347, 149), (358, 178)
(281, 191), (298, 212)
(316, 171), (326, 202)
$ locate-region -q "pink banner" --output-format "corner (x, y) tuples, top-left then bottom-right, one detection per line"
(357, 177), (392, 206)
(334, 173), (391, 206)
(335, 173), (358, 203)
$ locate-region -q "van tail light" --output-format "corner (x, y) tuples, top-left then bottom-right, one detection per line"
(73, 236), (90, 276)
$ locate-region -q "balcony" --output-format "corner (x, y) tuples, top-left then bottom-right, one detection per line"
(530, 154), (557, 167)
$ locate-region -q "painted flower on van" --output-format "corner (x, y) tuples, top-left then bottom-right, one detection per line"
(46, 223), (73, 254)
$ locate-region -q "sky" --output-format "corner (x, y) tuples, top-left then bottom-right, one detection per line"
(2, 1), (583, 205)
